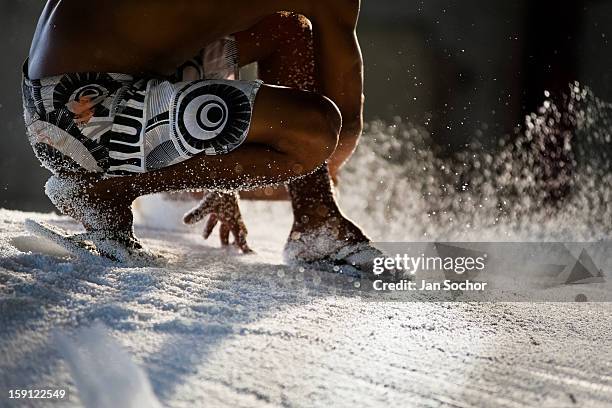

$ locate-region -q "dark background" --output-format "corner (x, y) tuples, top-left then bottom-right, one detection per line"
(1, 0), (611, 211)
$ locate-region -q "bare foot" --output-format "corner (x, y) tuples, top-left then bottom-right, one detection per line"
(283, 208), (383, 277)
(45, 174), (140, 248)
(283, 166), (382, 276)
(289, 207), (369, 246)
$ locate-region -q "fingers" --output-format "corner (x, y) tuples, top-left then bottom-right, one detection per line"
(203, 216), (251, 254)
(219, 222), (231, 246)
(221, 220), (253, 254)
(183, 200), (211, 224)
(203, 214), (218, 239)
(233, 223), (253, 254)
(184, 192), (253, 253)
(183, 210), (198, 225)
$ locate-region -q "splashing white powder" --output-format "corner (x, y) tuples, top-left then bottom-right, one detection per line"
(339, 83), (611, 242)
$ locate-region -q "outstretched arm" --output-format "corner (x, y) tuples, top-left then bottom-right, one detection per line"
(310, 0), (364, 176)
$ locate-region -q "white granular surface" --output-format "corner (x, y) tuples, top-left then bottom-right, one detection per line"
(1, 201), (611, 408)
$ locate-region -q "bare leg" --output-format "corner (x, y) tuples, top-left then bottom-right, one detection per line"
(48, 84), (340, 244)
(235, 13), (370, 252)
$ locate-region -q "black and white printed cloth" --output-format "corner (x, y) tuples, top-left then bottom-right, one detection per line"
(22, 36), (262, 177)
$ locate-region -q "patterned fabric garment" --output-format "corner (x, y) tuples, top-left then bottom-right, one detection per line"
(22, 37), (262, 177)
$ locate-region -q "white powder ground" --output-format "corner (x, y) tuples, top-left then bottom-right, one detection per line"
(1, 198), (611, 408)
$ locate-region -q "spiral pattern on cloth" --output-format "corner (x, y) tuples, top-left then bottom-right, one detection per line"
(172, 82), (252, 155)
(52, 73), (122, 114)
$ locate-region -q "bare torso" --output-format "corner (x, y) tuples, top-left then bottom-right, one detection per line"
(28, 0), (286, 78)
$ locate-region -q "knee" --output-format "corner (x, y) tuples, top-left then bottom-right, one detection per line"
(294, 93), (341, 171)
(269, 12), (312, 40)
(317, 95), (342, 150)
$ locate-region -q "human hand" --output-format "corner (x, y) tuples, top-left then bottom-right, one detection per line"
(183, 191), (253, 253)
